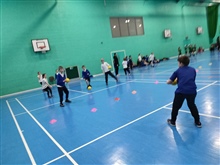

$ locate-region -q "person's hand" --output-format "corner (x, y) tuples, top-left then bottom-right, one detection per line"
(167, 79), (172, 84)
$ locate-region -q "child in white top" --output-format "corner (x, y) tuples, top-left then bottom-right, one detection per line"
(148, 52), (155, 67)
(122, 57), (130, 75)
(42, 73), (53, 98)
(101, 58), (118, 86)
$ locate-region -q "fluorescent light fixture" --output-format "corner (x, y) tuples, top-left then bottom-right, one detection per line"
(139, 24), (142, 27)
(113, 25), (116, 28)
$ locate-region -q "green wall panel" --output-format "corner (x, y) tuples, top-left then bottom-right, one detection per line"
(0, 0), (213, 95)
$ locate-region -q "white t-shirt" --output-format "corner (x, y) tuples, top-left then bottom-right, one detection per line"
(122, 61), (128, 69)
(138, 55), (142, 62)
(42, 78), (49, 89)
(149, 54), (155, 61)
(101, 62), (110, 73)
(37, 75), (42, 83)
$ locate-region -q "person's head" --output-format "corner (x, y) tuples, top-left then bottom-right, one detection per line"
(82, 65), (86, 70)
(123, 57), (127, 61)
(178, 55), (190, 67)
(58, 66), (64, 73)
(114, 53), (117, 57)
(37, 72), (41, 75)
(101, 58), (104, 64)
(42, 73), (46, 78)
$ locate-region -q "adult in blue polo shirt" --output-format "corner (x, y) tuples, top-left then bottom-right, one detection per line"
(167, 55), (201, 128)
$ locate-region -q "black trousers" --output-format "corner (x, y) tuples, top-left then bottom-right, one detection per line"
(105, 71), (117, 85)
(57, 86), (69, 104)
(43, 87), (52, 97)
(114, 65), (119, 75)
(171, 93), (200, 123)
(123, 68), (130, 75)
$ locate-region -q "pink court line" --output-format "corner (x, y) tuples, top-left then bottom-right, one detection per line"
(163, 107), (220, 119)
(15, 98), (78, 165)
(43, 81), (218, 164)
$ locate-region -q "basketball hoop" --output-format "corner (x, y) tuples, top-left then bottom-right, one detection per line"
(39, 46), (46, 53)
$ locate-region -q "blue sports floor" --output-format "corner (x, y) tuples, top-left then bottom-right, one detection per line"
(1, 51), (220, 165)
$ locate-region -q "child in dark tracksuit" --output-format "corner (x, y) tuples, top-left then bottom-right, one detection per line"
(57, 66), (71, 107)
(167, 56), (201, 128)
(82, 65), (92, 89)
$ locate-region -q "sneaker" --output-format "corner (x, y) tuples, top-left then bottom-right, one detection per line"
(60, 103), (64, 107)
(195, 121), (202, 128)
(65, 100), (71, 103)
(167, 119), (176, 126)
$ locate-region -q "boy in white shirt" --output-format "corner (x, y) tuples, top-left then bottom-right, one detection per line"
(42, 73), (53, 98)
(101, 58), (118, 86)
(122, 57), (130, 75)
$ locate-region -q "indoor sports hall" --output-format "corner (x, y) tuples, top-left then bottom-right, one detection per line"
(0, 0), (220, 165)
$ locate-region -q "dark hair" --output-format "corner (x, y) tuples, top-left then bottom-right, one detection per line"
(178, 56), (190, 66)
(82, 65), (85, 68)
(42, 73), (46, 78)
(58, 66), (63, 70)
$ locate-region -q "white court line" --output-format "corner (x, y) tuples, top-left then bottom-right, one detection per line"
(163, 107), (220, 119)
(44, 80), (218, 164)
(6, 100), (36, 165)
(68, 89), (89, 94)
(14, 81), (132, 117)
(15, 98), (78, 165)
(44, 101), (174, 165)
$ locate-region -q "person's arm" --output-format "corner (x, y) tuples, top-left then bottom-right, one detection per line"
(167, 71), (177, 84)
(45, 79), (52, 88)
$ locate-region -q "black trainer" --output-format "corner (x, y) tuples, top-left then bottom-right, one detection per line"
(60, 103), (64, 107)
(65, 100), (71, 103)
(195, 121), (202, 128)
(167, 119), (176, 127)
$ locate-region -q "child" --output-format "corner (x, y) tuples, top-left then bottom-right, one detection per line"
(122, 57), (130, 75)
(148, 52), (155, 67)
(101, 58), (118, 86)
(57, 66), (71, 107)
(82, 65), (92, 88)
(128, 55), (133, 70)
(113, 53), (119, 76)
(37, 72), (42, 85)
(166, 55), (201, 128)
(42, 73), (53, 98)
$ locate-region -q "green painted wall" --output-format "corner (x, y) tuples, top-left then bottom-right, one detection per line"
(0, 0), (212, 96)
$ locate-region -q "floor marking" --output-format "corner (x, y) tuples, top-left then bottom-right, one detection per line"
(15, 98), (78, 165)
(15, 81), (133, 117)
(6, 100), (36, 165)
(44, 102), (174, 165)
(197, 81), (218, 92)
(43, 80), (218, 164)
(163, 107), (220, 119)
(68, 89), (89, 94)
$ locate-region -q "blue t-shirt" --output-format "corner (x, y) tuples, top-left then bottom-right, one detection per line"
(82, 69), (90, 79)
(57, 73), (66, 87)
(170, 66), (197, 94)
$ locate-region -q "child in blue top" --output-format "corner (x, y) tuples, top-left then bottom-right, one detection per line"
(82, 65), (92, 89)
(167, 55), (201, 128)
(57, 66), (71, 107)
